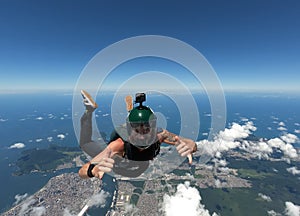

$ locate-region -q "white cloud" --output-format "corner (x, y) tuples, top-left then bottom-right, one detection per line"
(48, 114), (55, 119)
(294, 130), (300, 134)
(220, 122), (256, 140)
(282, 144), (298, 159)
(123, 203), (140, 215)
(31, 206), (46, 216)
(240, 117), (249, 122)
(284, 201), (300, 216)
(35, 117), (43, 120)
(196, 121), (256, 156)
(9, 143), (25, 149)
(76, 191), (110, 216)
(13, 193), (28, 205)
(267, 210), (281, 216)
(281, 134), (298, 144)
(241, 140), (273, 160)
(258, 193), (272, 202)
(35, 139), (43, 143)
(212, 158), (228, 168)
(278, 127), (287, 131)
(0, 118), (8, 122)
(196, 121), (299, 163)
(17, 196), (47, 216)
(18, 197), (36, 215)
(218, 159), (227, 167)
(57, 134), (66, 140)
(87, 190), (110, 208)
(279, 122), (286, 126)
(267, 138), (285, 149)
(47, 137), (53, 142)
(266, 137), (298, 159)
(162, 181), (218, 216)
(286, 167), (300, 175)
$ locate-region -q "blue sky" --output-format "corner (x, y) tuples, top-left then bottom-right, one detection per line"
(0, 0), (299, 93)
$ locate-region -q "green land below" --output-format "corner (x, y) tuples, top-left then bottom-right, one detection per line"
(127, 158), (300, 216)
(12, 145), (300, 216)
(13, 145), (83, 176)
(199, 158), (300, 216)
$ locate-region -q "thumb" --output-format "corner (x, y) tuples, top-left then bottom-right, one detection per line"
(187, 154), (192, 164)
(104, 146), (112, 158)
(174, 136), (180, 144)
(98, 171), (104, 179)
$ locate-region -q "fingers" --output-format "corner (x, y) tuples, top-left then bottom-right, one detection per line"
(176, 139), (192, 156)
(175, 137), (193, 164)
(176, 144), (190, 156)
(92, 158), (115, 179)
(187, 154), (193, 164)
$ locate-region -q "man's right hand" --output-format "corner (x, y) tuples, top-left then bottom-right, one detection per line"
(91, 157), (115, 179)
(79, 146), (115, 179)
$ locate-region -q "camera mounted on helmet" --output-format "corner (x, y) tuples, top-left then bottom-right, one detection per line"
(135, 93), (146, 107)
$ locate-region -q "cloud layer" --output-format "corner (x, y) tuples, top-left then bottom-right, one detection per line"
(9, 143), (25, 149)
(196, 121), (299, 162)
(162, 181), (218, 216)
(285, 201), (300, 216)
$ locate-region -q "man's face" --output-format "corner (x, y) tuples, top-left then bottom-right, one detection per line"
(128, 122), (157, 148)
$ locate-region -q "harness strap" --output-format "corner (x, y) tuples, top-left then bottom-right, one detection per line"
(110, 128), (161, 161)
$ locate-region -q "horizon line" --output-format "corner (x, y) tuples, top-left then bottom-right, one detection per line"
(1, 88), (300, 95)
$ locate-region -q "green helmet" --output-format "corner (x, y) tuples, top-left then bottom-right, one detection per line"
(126, 95), (157, 148)
(128, 106), (156, 123)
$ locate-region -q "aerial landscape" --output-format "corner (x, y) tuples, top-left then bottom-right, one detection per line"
(0, 1), (299, 216)
(1, 93), (299, 215)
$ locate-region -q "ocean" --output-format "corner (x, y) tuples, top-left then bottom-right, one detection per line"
(0, 91), (299, 214)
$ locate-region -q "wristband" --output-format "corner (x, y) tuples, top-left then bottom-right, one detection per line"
(87, 163), (96, 178)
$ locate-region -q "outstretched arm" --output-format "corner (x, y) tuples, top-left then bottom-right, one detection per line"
(78, 138), (125, 179)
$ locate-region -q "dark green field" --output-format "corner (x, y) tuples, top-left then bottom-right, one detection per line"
(199, 158), (300, 216)
(13, 145), (82, 175)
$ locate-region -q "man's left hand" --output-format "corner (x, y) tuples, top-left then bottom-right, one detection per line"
(174, 136), (196, 164)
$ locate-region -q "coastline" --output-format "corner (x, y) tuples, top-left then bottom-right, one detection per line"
(1, 172), (102, 216)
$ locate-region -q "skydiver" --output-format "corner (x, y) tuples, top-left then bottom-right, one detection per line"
(78, 90), (197, 179)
